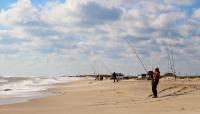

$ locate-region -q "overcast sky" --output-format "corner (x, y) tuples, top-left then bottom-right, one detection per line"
(0, 0), (200, 76)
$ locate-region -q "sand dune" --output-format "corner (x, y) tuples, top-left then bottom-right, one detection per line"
(0, 77), (200, 114)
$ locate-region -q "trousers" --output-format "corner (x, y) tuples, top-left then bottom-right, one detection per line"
(152, 80), (159, 97)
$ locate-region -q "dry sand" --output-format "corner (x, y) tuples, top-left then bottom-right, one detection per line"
(1, 77), (200, 114)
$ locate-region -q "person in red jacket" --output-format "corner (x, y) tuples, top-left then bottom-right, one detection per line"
(152, 67), (160, 98)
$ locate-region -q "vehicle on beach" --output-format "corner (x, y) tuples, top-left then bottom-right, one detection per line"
(137, 74), (148, 80)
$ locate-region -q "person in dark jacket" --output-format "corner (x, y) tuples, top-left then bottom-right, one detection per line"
(152, 67), (160, 98)
(112, 72), (118, 83)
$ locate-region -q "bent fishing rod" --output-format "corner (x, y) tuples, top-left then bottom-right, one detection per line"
(126, 40), (148, 73)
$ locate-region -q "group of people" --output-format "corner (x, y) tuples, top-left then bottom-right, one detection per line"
(112, 67), (160, 98)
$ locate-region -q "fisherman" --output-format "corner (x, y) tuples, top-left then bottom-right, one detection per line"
(112, 72), (118, 83)
(95, 75), (99, 80)
(152, 67), (160, 98)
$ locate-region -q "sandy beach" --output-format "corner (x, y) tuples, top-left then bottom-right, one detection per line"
(0, 77), (200, 114)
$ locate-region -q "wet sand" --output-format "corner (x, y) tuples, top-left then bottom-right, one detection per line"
(1, 77), (200, 114)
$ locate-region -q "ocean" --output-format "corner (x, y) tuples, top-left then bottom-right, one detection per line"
(0, 76), (79, 105)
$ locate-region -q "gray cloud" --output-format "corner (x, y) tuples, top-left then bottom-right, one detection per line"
(0, 48), (19, 55)
(80, 1), (122, 26)
(0, 0), (200, 75)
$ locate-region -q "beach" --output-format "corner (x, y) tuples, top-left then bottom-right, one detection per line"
(0, 77), (200, 114)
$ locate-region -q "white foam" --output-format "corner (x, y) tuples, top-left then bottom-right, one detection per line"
(0, 76), (79, 102)
(0, 79), (8, 83)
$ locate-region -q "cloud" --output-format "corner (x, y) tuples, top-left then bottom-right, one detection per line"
(0, 0), (38, 25)
(163, 0), (195, 6)
(80, 1), (122, 26)
(0, 0), (200, 76)
(152, 12), (186, 29)
(193, 8), (200, 20)
(0, 36), (27, 44)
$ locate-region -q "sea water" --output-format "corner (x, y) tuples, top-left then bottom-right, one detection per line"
(0, 76), (79, 105)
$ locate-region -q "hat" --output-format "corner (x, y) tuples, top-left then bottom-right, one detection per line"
(155, 67), (159, 71)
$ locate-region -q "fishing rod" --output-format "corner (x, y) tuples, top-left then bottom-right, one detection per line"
(126, 40), (148, 73)
(166, 46), (176, 80)
(94, 62), (100, 76)
(90, 64), (97, 77)
(169, 47), (176, 80)
(101, 61), (112, 74)
(90, 64), (95, 76)
(167, 47), (173, 73)
(167, 31), (176, 80)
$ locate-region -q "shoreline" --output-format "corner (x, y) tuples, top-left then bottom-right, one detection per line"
(0, 77), (81, 106)
(0, 77), (200, 114)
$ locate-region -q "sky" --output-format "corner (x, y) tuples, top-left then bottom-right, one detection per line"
(0, 0), (200, 76)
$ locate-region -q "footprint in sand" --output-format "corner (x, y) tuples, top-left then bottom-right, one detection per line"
(148, 85), (194, 98)
(159, 86), (196, 98)
(148, 85), (179, 97)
